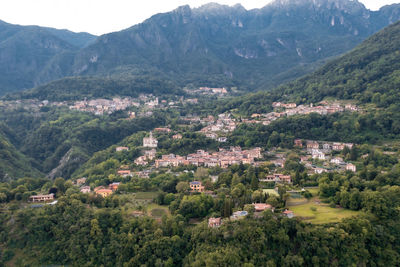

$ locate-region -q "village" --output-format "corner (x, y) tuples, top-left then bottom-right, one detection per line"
(242, 101), (359, 125)
(24, 98), (363, 229)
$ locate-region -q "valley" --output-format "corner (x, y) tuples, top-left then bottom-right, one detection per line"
(1, 1), (400, 266)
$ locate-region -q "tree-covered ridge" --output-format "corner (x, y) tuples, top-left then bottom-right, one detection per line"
(278, 20), (400, 106)
(0, 124), (42, 181)
(0, 20), (95, 94)
(5, 75), (182, 101)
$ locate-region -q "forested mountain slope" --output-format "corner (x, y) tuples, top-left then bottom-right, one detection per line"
(2, 0), (400, 96)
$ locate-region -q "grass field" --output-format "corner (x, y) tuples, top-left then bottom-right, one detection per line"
(146, 203), (170, 218)
(135, 192), (159, 200)
(263, 189), (279, 197)
(287, 194), (359, 224)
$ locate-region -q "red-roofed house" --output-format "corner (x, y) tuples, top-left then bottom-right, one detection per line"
(253, 203), (273, 212)
(208, 217), (222, 228)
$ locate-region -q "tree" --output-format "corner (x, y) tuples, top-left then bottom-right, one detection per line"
(54, 177), (66, 194)
(176, 182), (189, 194)
(194, 167), (208, 179)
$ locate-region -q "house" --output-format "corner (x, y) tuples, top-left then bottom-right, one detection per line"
(312, 149), (326, 160)
(109, 182), (120, 191)
(208, 217), (222, 228)
(253, 203), (273, 212)
(282, 210), (294, 218)
(332, 143), (345, 151)
(75, 177), (87, 186)
(29, 193), (54, 202)
(322, 143), (331, 151)
(346, 163), (357, 172)
(172, 134), (183, 140)
(96, 189), (113, 198)
(217, 137), (227, 142)
(144, 149), (157, 160)
(190, 181), (205, 193)
(331, 157), (344, 165)
(116, 146), (129, 152)
(294, 139), (303, 147)
(263, 174), (291, 183)
(307, 141), (319, 149)
(134, 156), (148, 166)
(143, 132), (158, 148)
(80, 186), (91, 194)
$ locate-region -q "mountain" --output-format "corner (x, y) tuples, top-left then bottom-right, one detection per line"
(59, 0), (400, 92)
(1, 0), (400, 97)
(0, 20), (96, 94)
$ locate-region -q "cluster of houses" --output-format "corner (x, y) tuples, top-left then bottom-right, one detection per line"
(71, 177), (121, 197)
(69, 97), (140, 115)
(244, 102), (359, 126)
(199, 113), (237, 142)
(185, 87), (228, 96)
(155, 147), (262, 168)
(295, 139), (357, 173)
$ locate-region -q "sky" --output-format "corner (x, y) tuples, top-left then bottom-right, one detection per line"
(0, 0), (398, 35)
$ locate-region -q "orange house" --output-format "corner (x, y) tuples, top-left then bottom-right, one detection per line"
(190, 181), (205, 193)
(96, 189), (113, 198)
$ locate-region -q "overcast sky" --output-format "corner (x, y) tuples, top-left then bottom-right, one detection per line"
(0, 0), (398, 35)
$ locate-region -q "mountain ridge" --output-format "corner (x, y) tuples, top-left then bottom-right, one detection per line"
(1, 0), (400, 96)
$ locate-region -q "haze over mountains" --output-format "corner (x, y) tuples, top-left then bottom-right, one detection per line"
(1, 0), (400, 96)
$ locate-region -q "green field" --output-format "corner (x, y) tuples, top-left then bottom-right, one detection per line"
(287, 196), (359, 224)
(134, 191), (159, 200)
(146, 203), (170, 218)
(263, 189), (279, 197)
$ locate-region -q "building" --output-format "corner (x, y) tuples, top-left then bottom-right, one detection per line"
(208, 217), (222, 228)
(346, 163), (357, 172)
(143, 132), (158, 148)
(330, 157), (344, 165)
(109, 182), (120, 191)
(253, 203), (273, 212)
(80, 186), (91, 194)
(307, 141), (319, 149)
(332, 143), (345, 151)
(29, 193), (54, 202)
(95, 189), (113, 198)
(263, 173), (292, 183)
(116, 146), (129, 152)
(75, 177), (87, 186)
(282, 210), (294, 218)
(294, 139), (302, 147)
(190, 181), (205, 193)
(312, 149), (326, 160)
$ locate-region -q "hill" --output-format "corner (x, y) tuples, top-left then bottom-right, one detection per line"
(0, 124), (42, 181)
(277, 19), (400, 107)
